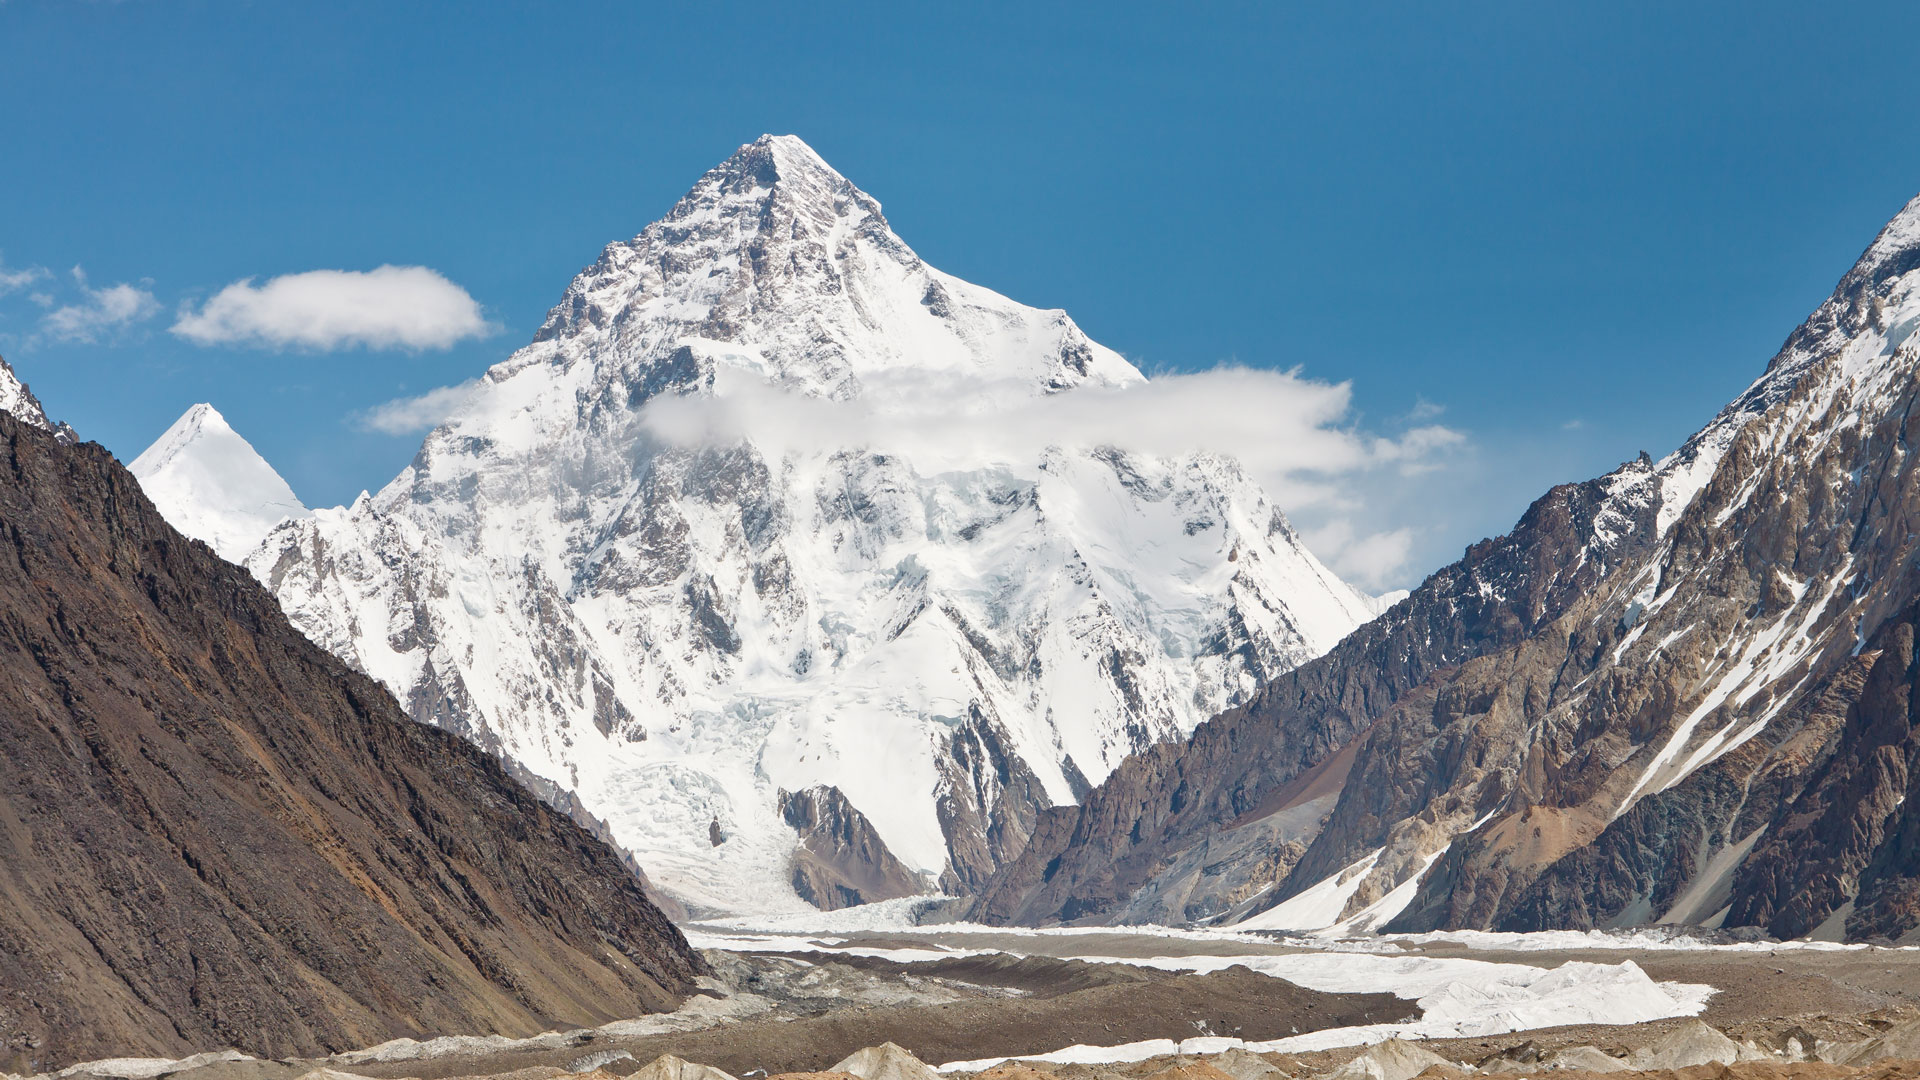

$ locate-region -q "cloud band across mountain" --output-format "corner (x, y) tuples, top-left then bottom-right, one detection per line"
(637, 363), (1463, 509)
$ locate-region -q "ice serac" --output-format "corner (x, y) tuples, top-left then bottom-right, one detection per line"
(131, 403), (311, 562)
(975, 192), (1920, 943)
(248, 134), (1377, 914)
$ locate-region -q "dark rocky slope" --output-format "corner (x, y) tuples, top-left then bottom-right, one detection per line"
(779, 785), (923, 909)
(974, 194), (1920, 944)
(969, 453), (1665, 925)
(0, 401), (703, 1072)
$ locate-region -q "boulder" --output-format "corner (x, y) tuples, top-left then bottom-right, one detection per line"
(831, 1044), (940, 1080)
(1628, 1021), (1742, 1070)
(1837, 1019), (1920, 1065)
(1542, 1046), (1630, 1072)
(1319, 1039), (1452, 1080)
(1145, 1063), (1238, 1080)
(568, 1052), (637, 1074)
(972, 1066), (1054, 1080)
(630, 1055), (741, 1080)
(1203, 1049), (1288, 1080)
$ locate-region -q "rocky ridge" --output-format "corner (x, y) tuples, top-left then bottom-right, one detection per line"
(975, 192), (1920, 942)
(0, 385), (702, 1071)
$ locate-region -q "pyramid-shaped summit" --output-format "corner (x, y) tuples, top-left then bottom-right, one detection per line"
(131, 403), (310, 563)
(530, 133), (1144, 394)
(243, 135), (1378, 915)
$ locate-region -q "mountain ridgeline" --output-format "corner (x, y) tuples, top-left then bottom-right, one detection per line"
(0, 361), (703, 1072)
(973, 195), (1920, 943)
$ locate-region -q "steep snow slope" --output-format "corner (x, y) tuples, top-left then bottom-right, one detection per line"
(977, 192), (1920, 942)
(248, 135), (1375, 914)
(132, 404), (311, 562)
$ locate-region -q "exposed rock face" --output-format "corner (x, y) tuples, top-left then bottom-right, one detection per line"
(780, 786), (925, 909)
(245, 135), (1376, 913)
(0, 408), (702, 1072)
(0, 354), (77, 443)
(976, 192), (1920, 942)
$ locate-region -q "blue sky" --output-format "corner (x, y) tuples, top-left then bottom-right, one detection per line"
(4, 2), (1920, 587)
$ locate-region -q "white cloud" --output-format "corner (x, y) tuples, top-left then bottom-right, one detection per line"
(354, 379), (482, 435)
(0, 258), (48, 296)
(1304, 519), (1418, 592)
(172, 265), (494, 351)
(637, 363), (1466, 589)
(40, 267), (160, 343)
(642, 365), (1460, 495)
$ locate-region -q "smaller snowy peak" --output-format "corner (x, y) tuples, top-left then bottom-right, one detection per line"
(0, 355), (75, 442)
(131, 404), (311, 562)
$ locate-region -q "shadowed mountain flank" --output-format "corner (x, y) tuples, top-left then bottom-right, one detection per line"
(0, 406), (704, 1071)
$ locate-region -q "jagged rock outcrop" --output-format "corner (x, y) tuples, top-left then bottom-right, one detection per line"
(976, 192), (1920, 943)
(0, 402), (702, 1072)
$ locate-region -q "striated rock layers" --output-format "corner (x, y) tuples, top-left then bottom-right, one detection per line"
(0, 399), (703, 1072)
(976, 193), (1920, 943)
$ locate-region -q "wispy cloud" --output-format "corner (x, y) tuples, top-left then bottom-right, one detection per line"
(40, 267), (160, 344)
(173, 266), (495, 351)
(641, 365), (1461, 501)
(1406, 396), (1446, 421)
(0, 258), (49, 296)
(354, 379), (482, 435)
(1303, 519), (1417, 592)
(634, 362), (1467, 589)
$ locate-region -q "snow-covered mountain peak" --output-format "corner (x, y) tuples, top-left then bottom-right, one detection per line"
(131, 403), (310, 562)
(508, 133), (1139, 418)
(250, 137), (1376, 914)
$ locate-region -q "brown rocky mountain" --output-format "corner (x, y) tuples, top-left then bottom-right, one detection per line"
(974, 194), (1920, 945)
(0, 364), (704, 1073)
(779, 786), (924, 910)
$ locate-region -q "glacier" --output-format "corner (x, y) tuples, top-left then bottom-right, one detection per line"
(244, 134), (1377, 914)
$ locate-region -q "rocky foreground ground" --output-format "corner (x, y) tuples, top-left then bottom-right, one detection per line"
(12, 941), (1920, 1080)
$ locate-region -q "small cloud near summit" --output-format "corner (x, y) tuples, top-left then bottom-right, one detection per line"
(173, 266), (495, 352)
(40, 267), (159, 344)
(0, 258), (49, 296)
(354, 379), (483, 436)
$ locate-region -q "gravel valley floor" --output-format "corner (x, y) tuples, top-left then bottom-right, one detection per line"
(22, 925), (1920, 1080)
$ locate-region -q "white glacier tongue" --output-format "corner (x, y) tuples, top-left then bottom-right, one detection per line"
(249, 134), (1377, 914)
(131, 404), (311, 562)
